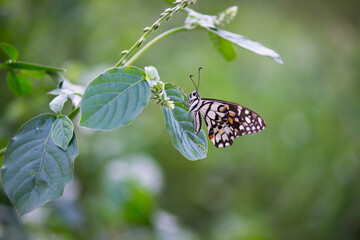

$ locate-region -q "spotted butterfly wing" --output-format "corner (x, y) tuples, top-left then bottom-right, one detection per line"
(188, 91), (266, 148)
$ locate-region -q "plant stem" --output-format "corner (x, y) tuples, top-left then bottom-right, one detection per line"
(124, 26), (188, 67)
(0, 147), (6, 157)
(115, 0), (195, 67)
(68, 106), (80, 120)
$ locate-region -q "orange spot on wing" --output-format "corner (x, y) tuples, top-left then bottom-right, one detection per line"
(209, 134), (214, 140)
(219, 106), (226, 112)
(228, 117), (233, 124)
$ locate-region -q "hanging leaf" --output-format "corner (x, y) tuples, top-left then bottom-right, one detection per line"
(7, 71), (33, 96)
(162, 84), (207, 160)
(80, 67), (150, 130)
(208, 28), (283, 64)
(208, 31), (237, 61)
(1, 114), (79, 215)
(185, 8), (283, 64)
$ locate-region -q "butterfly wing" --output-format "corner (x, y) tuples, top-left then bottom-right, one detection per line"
(199, 98), (266, 148)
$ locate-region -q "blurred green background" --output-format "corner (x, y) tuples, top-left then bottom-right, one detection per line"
(0, 0), (359, 239)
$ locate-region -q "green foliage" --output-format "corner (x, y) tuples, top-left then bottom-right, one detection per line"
(0, 0), (283, 218)
(7, 71), (33, 96)
(163, 83), (208, 160)
(0, 43), (66, 98)
(185, 8), (283, 64)
(208, 32), (237, 61)
(20, 69), (46, 78)
(0, 43), (19, 61)
(80, 67), (150, 130)
(51, 116), (74, 151)
(0, 61), (65, 72)
(1, 114), (78, 215)
(1, 0), (359, 239)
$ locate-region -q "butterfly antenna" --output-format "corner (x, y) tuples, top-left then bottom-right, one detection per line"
(189, 74), (198, 91)
(197, 67), (203, 91)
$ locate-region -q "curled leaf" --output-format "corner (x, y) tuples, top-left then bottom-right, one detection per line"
(49, 92), (68, 114)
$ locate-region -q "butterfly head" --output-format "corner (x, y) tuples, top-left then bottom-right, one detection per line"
(188, 90), (200, 104)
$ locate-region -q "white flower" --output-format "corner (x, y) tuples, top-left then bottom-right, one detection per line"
(145, 66), (160, 88)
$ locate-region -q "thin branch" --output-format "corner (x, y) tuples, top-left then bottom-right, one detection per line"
(115, 0), (195, 67)
(124, 26), (188, 66)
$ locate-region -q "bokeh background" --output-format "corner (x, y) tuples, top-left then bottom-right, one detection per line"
(0, 0), (359, 239)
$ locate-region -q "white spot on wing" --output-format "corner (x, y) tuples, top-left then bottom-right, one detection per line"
(245, 117), (251, 123)
(224, 127), (231, 135)
(258, 117), (263, 126)
(222, 134), (229, 141)
(215, 133), (221, 142)
(207, 111), (216, 119)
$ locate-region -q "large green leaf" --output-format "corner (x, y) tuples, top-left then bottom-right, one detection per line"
(80, 67), (150, 130)
(0, 43), (19, 61)
(1, 114), (78, 215)
(7, 71), (33, 96)
(162, 84), (207, 160)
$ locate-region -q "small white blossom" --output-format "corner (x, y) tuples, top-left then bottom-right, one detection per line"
(144, 66), (174, 109)
(145, 66), (160, 87)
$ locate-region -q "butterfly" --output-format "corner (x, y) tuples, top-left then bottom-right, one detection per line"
(187, 68), (266, 148)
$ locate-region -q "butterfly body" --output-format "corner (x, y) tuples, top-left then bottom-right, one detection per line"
(188, 91), (266, 148)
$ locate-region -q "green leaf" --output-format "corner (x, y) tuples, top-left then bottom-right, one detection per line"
(185, 8), (283, 64)
(1, 114), (79, 215)
(162, 84), (208, 160)
(80, 66), (150, 130)
(0, 61), (65, 72)
(20, 69), (46, 78)
(7, 71), (33, 96)
(208, 28), (283, 64)
(209, 31), (237, 61)
(0, 43), (19, 61)
(49, 92), (68, 114)
(51, 116), (74, 150)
